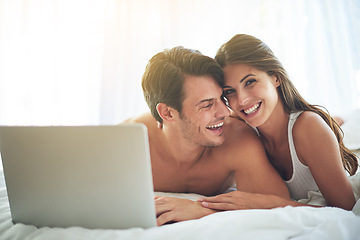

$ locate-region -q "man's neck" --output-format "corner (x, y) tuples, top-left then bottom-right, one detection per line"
(158, 124), (208, 168)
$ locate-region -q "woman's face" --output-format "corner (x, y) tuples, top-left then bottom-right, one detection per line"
(222, 63), (280, 128)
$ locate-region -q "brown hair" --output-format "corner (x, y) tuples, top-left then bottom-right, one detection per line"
(142, 46), (224, 123)
(216, 34), (358, 175)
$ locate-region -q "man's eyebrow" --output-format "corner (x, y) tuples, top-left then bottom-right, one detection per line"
(195, 98), (214, 106)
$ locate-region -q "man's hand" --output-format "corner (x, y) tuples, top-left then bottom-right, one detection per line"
(155, 195), (216, 226)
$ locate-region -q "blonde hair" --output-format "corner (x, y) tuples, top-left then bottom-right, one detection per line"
(216, 34), (358, 175)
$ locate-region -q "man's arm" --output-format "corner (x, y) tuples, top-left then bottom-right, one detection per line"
(154, 119), (290, 225)
(220, 120), (290, 200)
(197, 120), (294, 210)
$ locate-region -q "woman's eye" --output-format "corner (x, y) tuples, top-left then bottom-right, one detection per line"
(245, 79), (256, 86)
(223, 89), (235, 96)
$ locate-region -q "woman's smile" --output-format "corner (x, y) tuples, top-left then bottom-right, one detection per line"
(242, 102), (261, 115)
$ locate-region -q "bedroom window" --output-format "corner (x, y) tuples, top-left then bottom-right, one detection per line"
(0, 0), (359, 125)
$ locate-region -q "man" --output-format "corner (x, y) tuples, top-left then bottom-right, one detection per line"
(124, 47), (289, 225)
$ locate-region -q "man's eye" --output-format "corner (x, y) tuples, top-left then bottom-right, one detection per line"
(223, 89), (235, 95)
(202, 103), (213, 109)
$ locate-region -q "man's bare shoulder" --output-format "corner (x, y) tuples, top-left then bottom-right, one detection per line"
(222, 117), (259, 146)
(213, 116), (265, 168)
(121, 112), (161, 136)
(121, 112), (156, 126)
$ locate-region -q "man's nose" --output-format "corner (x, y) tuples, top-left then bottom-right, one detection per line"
(215, 100), (230, 118)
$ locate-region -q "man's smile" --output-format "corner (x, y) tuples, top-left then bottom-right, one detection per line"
(206, 121), (224, 130)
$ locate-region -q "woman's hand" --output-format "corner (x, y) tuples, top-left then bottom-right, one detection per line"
(198, 191), (291, 210)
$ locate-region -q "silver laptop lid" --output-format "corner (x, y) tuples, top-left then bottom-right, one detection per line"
(0, 124), (156, 229)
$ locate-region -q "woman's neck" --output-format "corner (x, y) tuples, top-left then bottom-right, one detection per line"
(257, 104), (290, 150)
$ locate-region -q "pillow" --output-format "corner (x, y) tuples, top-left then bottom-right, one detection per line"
(341, 109), (360, 150)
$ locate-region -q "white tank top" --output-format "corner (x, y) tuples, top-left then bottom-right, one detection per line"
(285, 111), (319, 200)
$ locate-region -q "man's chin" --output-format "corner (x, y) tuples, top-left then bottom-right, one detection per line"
(203, 138), (225, 148)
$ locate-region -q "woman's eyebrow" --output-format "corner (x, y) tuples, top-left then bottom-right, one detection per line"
(240, 74), (256, 83)
(223, 74), (256, 88)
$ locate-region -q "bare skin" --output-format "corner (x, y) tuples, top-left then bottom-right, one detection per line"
(199, 63), (355, 211)
(124, 75), (290, 225)
(128, 112), (286, 196)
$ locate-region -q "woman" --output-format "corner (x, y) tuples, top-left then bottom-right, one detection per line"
(199, 34), (358, 210)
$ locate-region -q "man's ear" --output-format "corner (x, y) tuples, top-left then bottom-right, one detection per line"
(156, 103), (175, 122)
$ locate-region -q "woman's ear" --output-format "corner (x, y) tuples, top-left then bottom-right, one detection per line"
(272, 73), (281, 88)
(156, 103), (175, 122)
(268, 71), (281, 88)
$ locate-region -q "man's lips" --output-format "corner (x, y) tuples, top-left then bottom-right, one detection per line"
(206, 121), (224, 130)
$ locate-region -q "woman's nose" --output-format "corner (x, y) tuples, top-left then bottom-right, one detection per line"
(236, 89), (249, 106)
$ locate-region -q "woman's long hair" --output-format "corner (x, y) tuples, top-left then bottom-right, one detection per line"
(216, 34), (358, 175)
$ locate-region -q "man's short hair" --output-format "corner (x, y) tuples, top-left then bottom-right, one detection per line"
(142, 46), (224, 123)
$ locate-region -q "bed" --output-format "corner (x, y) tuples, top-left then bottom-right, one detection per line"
(1, 110), (360, 240)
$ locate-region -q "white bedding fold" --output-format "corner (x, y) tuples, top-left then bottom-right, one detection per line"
(1, 156), (360, 239)
(1, 187), (360, 240)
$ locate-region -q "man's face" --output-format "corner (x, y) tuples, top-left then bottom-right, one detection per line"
(177, 75), (230, 147)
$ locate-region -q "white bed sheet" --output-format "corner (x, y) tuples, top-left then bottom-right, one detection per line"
(1, 177), (360, 240)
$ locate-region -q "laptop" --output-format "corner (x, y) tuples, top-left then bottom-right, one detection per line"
(0, 124), (156, 229)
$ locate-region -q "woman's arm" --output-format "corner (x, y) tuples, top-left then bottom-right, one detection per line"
(198, 112), (356, 211)
(293, 111), (355, 210)
(197, 191), (314, 210)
